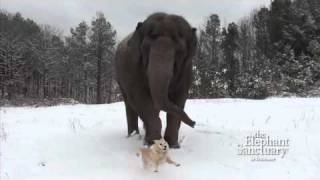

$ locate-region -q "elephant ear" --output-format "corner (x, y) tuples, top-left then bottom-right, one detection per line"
(176, 27), (197, 78)
(127, 22), (143, 63)
(187, 27), (197, 59)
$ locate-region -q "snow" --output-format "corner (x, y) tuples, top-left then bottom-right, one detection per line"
(1, 98), (320, 180)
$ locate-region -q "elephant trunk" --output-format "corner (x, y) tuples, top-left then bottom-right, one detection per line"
(147, 37), (195, 128)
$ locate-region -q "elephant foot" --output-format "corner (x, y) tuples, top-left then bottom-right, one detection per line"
(143, 136), (161, 147)
(143, 140), (153, 147)
(144, 137), (180, 148)
(164, 136), (180, 149)
(168, 142), (180, 149)
(143, 139), (180, 148)
(127, 129), (140, 138)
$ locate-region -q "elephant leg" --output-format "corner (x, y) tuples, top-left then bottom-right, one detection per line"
(125, 101), (139, 137)
(128, 89), (162, 146)
(164, 113), (181, 148)
(164, 94), (187, 148)
(140, 110), (162, 146)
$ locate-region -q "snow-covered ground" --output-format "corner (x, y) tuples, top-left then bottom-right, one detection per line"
(1, 98), (320, 180)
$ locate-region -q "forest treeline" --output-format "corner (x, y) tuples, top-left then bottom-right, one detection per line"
(192, 0), (320, 98)
(1, 0), (320, 104)
(0, 12), (116, 104)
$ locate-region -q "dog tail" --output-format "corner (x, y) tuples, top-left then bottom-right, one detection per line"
(136, 148), (145, 157)
(179, 135), (186, 145)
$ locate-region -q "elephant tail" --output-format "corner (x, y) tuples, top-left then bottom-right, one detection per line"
(162, 99), (196, 128)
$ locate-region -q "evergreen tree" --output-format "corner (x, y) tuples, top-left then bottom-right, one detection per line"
(239, 16), (255, 71)
(66, 21), (91, 102)
(191, 14), (227, 98)
(90, 12), (116, 104)
(205, 14), (221, 70)
(253, 7), (272, 58)
(222, 23), (240, 96)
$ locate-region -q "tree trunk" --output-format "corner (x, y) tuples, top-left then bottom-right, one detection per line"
(107, 74), (112, 104)
(36, 77), (40, 97)
(96, 47), (102, 104)
(8, 54), (13, 100)
(1, 86), (4, 98)
(43, 72), (47, 98)
(84, 71), (88, 103)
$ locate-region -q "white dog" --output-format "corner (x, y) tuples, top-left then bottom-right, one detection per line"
(137, 138), (180, 172)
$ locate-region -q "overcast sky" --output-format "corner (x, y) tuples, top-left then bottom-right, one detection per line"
(1, 0), (271, 40)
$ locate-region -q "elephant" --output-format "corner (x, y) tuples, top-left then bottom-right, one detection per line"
(115, 12), (197, 148)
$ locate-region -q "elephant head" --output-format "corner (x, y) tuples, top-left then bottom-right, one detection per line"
(128, 13), (197, 128)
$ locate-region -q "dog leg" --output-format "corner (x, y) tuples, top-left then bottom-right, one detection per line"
(154, 163), (159, 172)
(166, 157), (180, 167)
(142, 154), (149, 169)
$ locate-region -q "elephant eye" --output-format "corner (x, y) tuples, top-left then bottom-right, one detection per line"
(171, 35), (177, 42)
(178, 32), (184, 38)
(150, 33), (159, 40)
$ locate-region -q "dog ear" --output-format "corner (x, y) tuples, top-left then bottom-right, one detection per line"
(153, 139), (159, 144)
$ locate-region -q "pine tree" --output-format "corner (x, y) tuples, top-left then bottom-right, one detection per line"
(239, 16), (255, 71)
(90, 12), (116, 104)
(222, 23), (240, 96)
(66, 21), (90, 102)
(269, 0), (294, 46)
(191, 14), (227, 98)
(253, 7), (272, 58)
(205, 14), (221, 71)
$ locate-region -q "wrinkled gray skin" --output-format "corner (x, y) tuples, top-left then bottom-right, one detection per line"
(115, 13), (197, 148)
